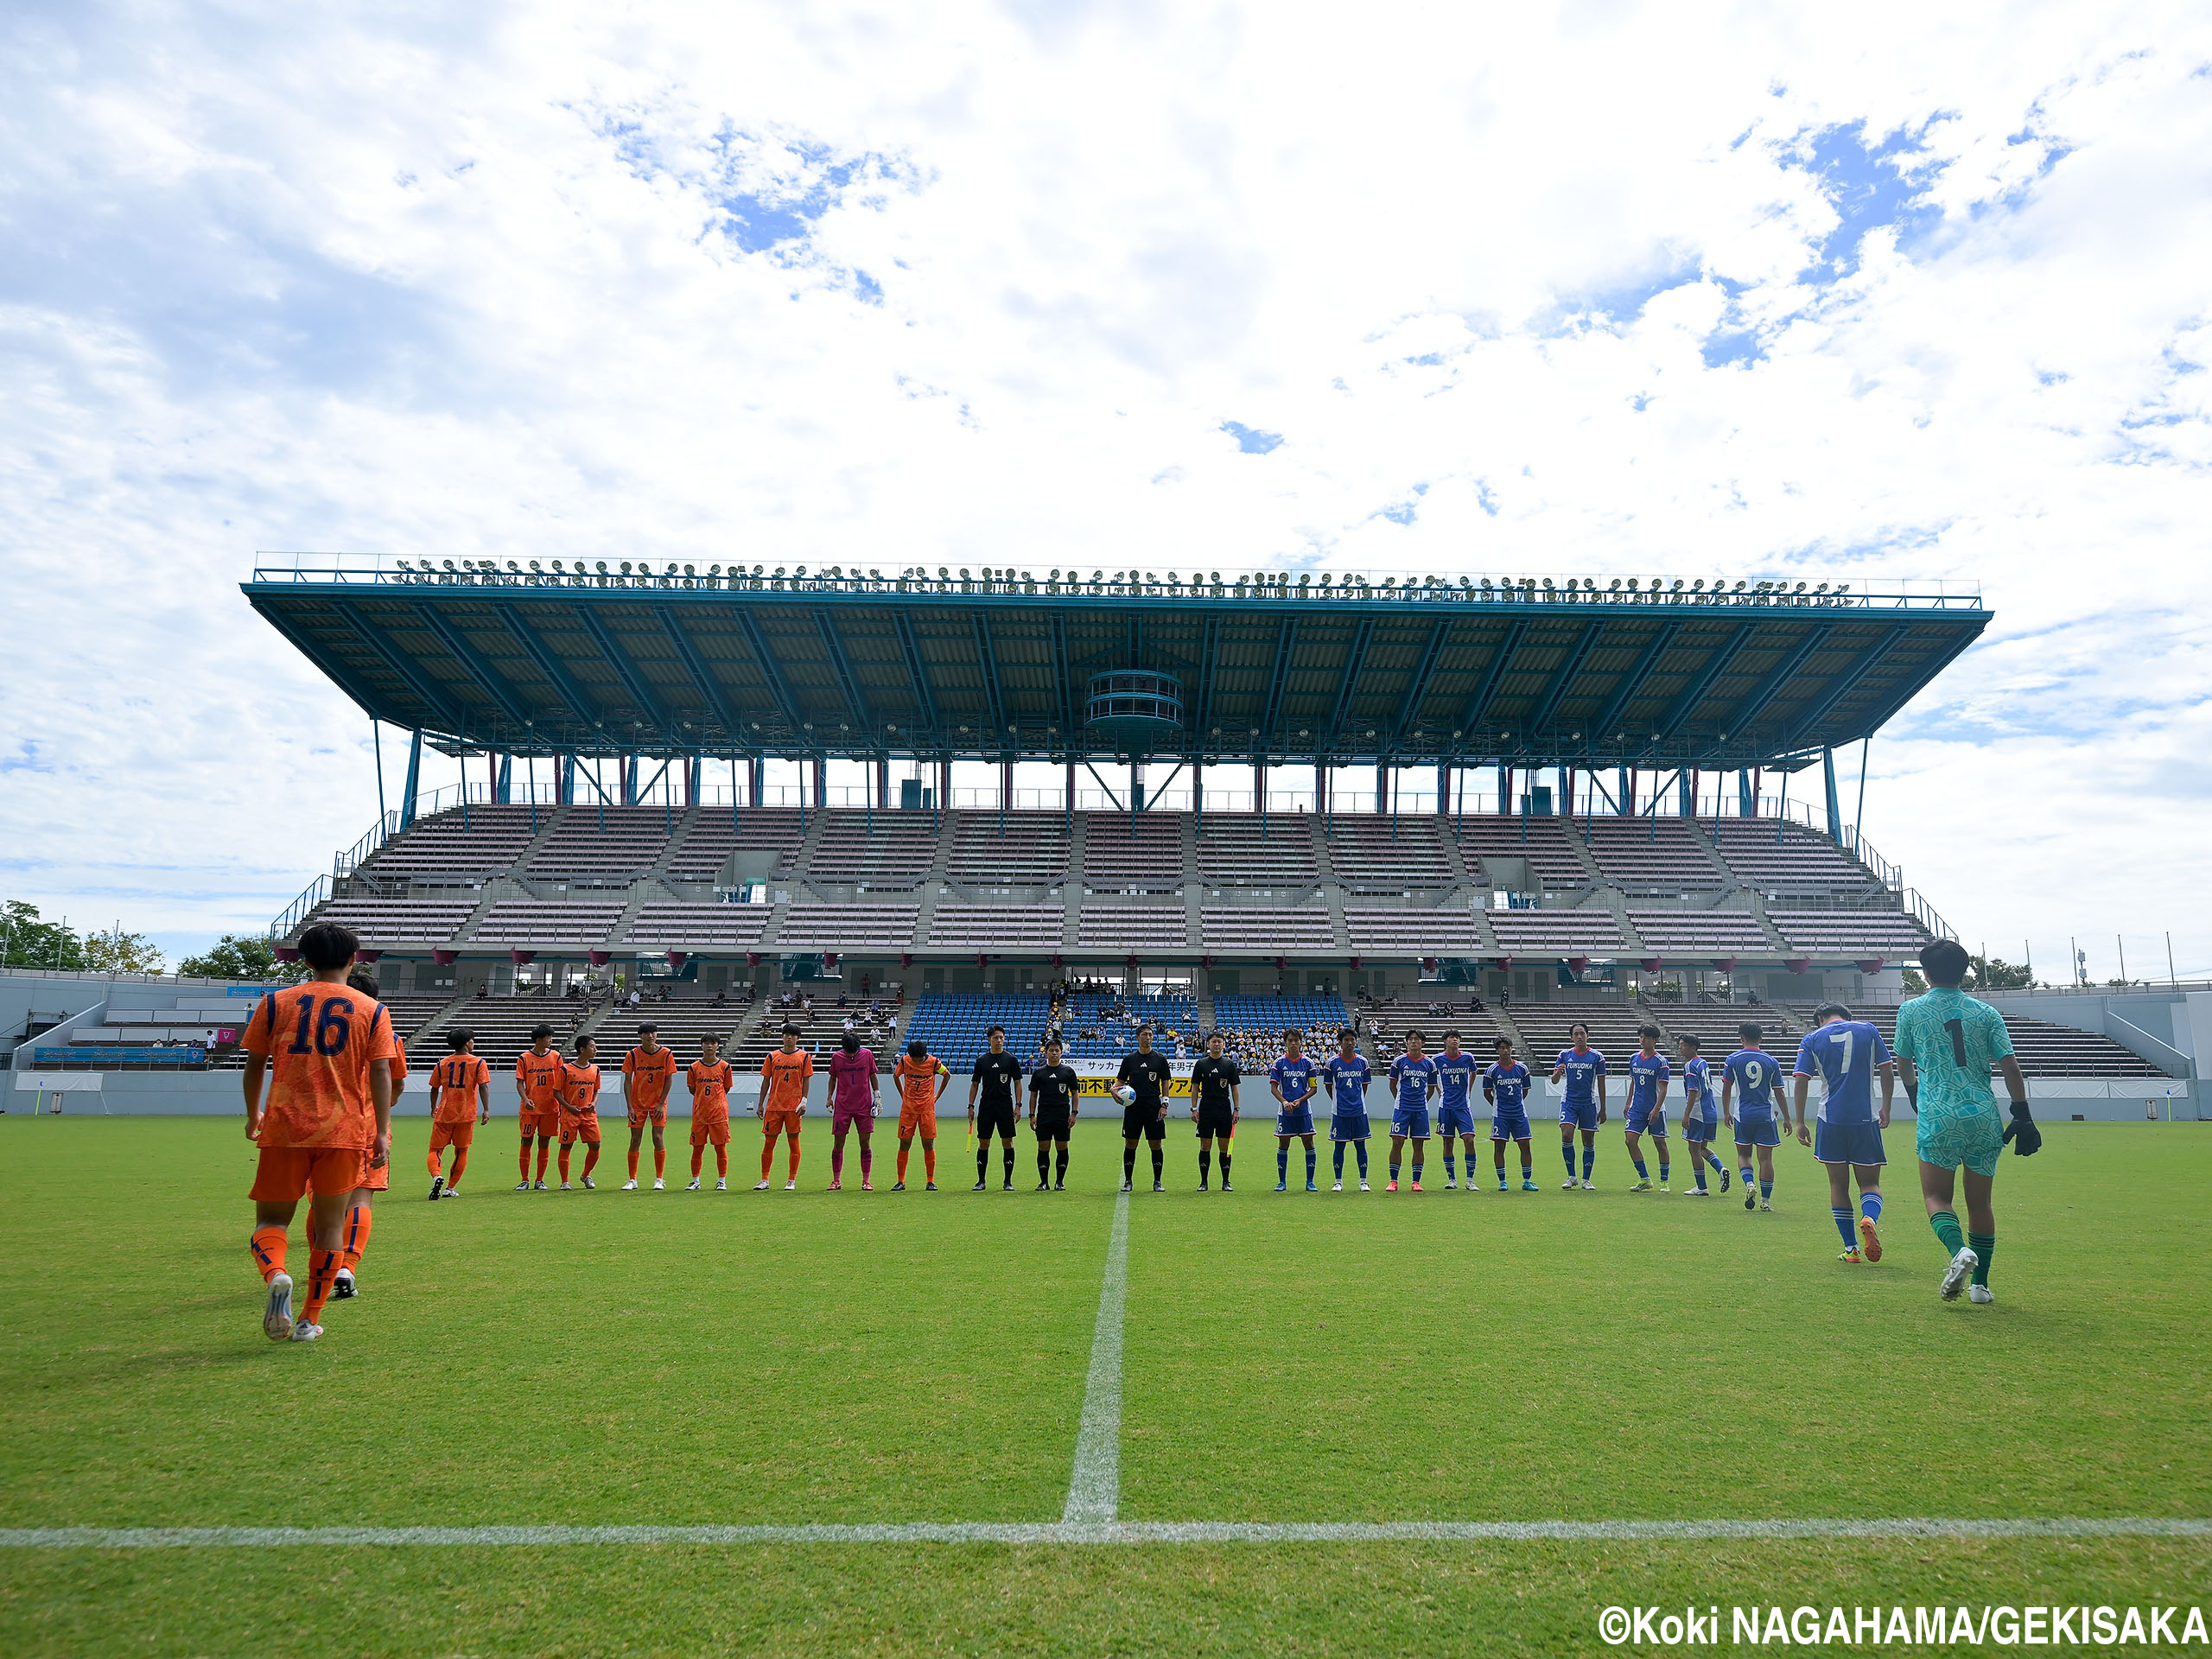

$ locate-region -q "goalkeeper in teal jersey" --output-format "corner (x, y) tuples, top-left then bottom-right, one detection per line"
(1891, 939), (2037, 1305)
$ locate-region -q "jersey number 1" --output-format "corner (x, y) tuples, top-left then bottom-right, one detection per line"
(1942, 1018), (1967, 1069)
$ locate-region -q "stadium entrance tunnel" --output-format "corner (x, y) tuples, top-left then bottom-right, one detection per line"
(1084, 671), (1183, 751)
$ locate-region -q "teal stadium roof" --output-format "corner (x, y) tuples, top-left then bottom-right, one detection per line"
(245, 556), (1989, 770)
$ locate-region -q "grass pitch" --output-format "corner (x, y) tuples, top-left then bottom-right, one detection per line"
(2, 1116), (2207, 1655)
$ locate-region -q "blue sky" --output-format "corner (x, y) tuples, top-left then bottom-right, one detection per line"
(1, 2), (2209, 977)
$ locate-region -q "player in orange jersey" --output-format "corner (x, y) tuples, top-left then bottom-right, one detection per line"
(514, 1024), (563, 1191)
(557, 1033), (605, 1190)
(426, 1027), (491, 1199)
(687, 1033), (737, 1191)
(621, 1022), (678, 1190)
(239, 921), (396, 1344)
(319, 966), (404, 1301)
(891, 1039), (950, 1192)
(756, 1024), (813, 1191)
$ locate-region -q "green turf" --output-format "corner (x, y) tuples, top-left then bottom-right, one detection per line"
(2, 1116), (2206, 1656)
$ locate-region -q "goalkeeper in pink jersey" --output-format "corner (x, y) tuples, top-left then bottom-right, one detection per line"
(827, 1032), (880, 1191)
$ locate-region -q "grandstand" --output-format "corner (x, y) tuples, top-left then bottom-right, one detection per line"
(194, 555), (2186, 1114)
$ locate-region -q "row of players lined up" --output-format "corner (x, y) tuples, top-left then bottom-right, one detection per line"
(238, 924), (2045, 1345)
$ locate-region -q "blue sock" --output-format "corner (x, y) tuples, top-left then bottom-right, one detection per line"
(1521, 1160), (1533, 1182)
(1389, 1160), (1401, 1184)
(1657, 1157), (1669, 1183)
(1305, 1149), (1317, 1185)
(1707, 1148), (1726, 1173)
(1333, 1144), (1345, 1179)
(1833, 1207), (1857, 1249)
(1694, 1162), (1708, 1191)
(1562, 1141), (1577, 1175)
(1760, 1179), (1773, 1200)
(1278, 1148), (1289, 1184)
(1354, 1143), (1369, 1177)
(1581, 1145), (1594, 1179)
(1443, 1153), (1456, 1180)
(1739, 1164), (1755, 1189)
(1631, 1156), (1649, 1179)
(1410, 1160), (1423, 1185)
(1860, 1192), (1883, 1224)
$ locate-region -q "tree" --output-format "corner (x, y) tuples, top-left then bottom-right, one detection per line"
(178, 934), (304, 984)
(1965, 953), (2037, 991)
(80, 929), (166, 975)
(1900, 968), (1927, 995)
(1, 901), (82, 969)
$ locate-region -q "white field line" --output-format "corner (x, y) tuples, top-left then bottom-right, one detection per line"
(4, 1519), (2208, 1549)
(1061, 1185), (1129, 1524)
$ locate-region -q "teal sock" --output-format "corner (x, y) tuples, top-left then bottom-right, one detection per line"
(1929, 1209), (1964, 1255)
(1631, 1156), (1649, 1179)
(1860, 1192), (1884, 1224)
(1968, 1230), (1995, 1287)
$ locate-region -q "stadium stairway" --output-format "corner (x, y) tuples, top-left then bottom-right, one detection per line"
(1193, 983), (1217, 1033)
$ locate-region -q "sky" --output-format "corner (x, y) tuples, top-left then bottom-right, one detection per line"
(2, 1), (2209, 981)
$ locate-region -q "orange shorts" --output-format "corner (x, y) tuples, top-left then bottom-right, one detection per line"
(251, 1146), (370, 1204)
(760, 1106), (804, 1138)
(690, 1113), (731, 1148)
(521, 1109), (561, 1137)
(429, 1119), (476, 1153)
(560, 1111), (601, 1145)
(628, 1104), (669, 1129)
(898, 1103), (938, 1140)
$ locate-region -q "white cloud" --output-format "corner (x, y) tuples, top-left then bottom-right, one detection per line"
(1, 0), (2209, 974)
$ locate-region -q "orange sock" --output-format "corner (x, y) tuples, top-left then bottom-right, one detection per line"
(519, 1137), (533, 1180)
(627, 1147), (639, 1179)
(716, 1146), (729, 1177)
(558, 1144), (572, 1181)
(341, 1204), (372, 1270)
(450, 1147), (469, 1185)
(535, 1141), (551, 1181)
(582, 1144), (600, 1179)
(653, 1146), (665, 1178)
(692, 1147), (705, 1178)
(761, 1138), (776, 1181)
(897, 1145), (910, 1183)
(304, 1247), (340, 1320)
(426, 1147), (440, 1176)
(786, 1140), (799, 1180)
(250, 1225), (288, 1283)
(924, 1147), (937, 1183)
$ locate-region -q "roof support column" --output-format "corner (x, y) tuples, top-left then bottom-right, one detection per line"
(1498, 760), (1512, 820)
(1256, 755), (1267, 840)
(1436, 760), (1450, 817)
(495, 754), (512, 804)
(1738, 769), (1753, 817)
(1557, 765), (1573, 819)
(750, 756), (765, 809)
(1822, 747), (1843, 843)
(1682, 768), (1698, 819)
(400, 729), (423, 828)
(814, 755), (828, 815)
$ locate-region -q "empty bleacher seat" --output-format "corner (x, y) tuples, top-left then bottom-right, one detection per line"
(1082, 813), (1185, 892)
(361, 805), (540, 882)
(1194, 814), (1319, 887)
(946, 812), (1071, 885)
(1485, 909), (1625, 957)
(624, 905), (772, 950)
(1624, 909), (1774, 957)
(1341, 909), (1486, 954)
(1199, 908), (1338, 951)
(1462, 816), (1595, 891)
(1077, 905), (1189, 950)
(665, 809), (807, 882)
(927, 907), (1067, 950)
(1703, 817), (1874, 890)
(1322, 817), (1458, 892)
(803, 811), (938, 888)
(473, 901), (626, 948)
(775, 905), (921, 951)
(1769, 911), (1929, 957)
(295, 899), (476, 946)
(1581, 819), (1726, 890)
(527, 808), (677, 881)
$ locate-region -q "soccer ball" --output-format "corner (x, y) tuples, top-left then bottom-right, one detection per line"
(1114, 1084), (1136, 1106)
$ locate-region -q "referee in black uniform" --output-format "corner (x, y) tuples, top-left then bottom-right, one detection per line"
(1191, 1030), (1242, 1192)
(968, 1025), (1026, 1191)
(1027, 1035), (1080, 1191)
(1117, 1024), (1173, 1193)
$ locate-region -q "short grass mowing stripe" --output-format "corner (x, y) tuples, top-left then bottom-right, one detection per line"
(7, 1517), (2207, 1548)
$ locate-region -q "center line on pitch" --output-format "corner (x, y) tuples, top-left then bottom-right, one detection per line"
(1062, 1185), (1129, 1525)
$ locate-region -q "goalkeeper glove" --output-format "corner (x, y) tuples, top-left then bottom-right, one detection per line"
(2001, 1102), (2042, 1157)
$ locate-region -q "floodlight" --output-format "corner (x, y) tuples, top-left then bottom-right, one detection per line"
(684, 564), (695, 576)
(1672, 579), (1685, 591)
(960, 568), (970, 579)
(1795, 582), (1808, 593)
(597, 561), (608, 572)
(1733, 579), (1746, 591)
(1610, 578), (1622, 590)
(1692, 578), (1705, 590)
(1833, 582), (1849, 594)
(1543, 578), (1555, 591)
(1300, 574), (1311, 587)
(709, 563), (721, 575)
(442, 559), (455, 570)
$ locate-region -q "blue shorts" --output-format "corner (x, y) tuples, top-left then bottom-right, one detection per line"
(1436, 1101), (1478, 1138)
(1491, 1109), (1531, 1141)
(1329, 1112), (1370, 1143)
(1682, 1112), (1719, 1143)
(1559, 1097), (1599, 1133)
(1733, 1116), (1781, 1147)
(1624, 1100), (1667, 1136)
(1389, 1103), (1432, 1139)
(1275, 1106), (1316, 1138)
(1813, 1118), (1886, 1167)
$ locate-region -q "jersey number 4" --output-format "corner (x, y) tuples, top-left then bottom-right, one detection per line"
(287, 995), (351, 1057)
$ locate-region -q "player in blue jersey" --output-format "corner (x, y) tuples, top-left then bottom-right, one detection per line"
(1432, 1031), (1482, 1190)
(1551, 1023), (1607, 1188)
(1482, 1036), (1539, 1191)
(1268, 1028), (1322, 1193)
(1622, 1025), (1672, 1192)
(1675, 1035), (1726, 1196)
(1792, 1002), (1897, 1264)
(1892, 940), (2039, 1304)
(1385, 1031), (1439, 1192)
(1721, 1022), (1784, 1212)
(1320, 1029), (1374, 1192)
